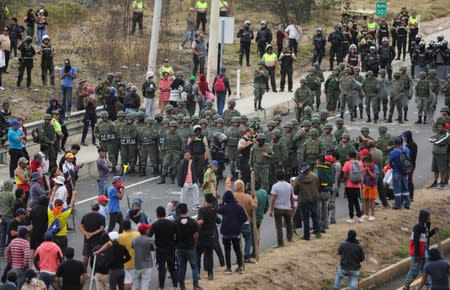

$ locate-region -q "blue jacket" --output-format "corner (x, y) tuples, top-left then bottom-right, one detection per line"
(217, 191), (247, 237)
(7, 128), (24, 150)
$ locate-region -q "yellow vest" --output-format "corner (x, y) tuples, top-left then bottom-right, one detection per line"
(220, 1), (228, 9)
(262, 53), (277, 67)
(134, 1), (144, 9)
(196, 1), (208, 10)
(367, 22), (377, 31)
(408, 17), (418, 27)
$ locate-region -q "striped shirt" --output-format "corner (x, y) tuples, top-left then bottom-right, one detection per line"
(5, 237), (30, 270)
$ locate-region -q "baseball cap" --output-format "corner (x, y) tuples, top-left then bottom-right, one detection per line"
(359, 149), (370, 157)
(211, 160), (219, 167)
(299, 163), (310, 173)
(324, 155), (335, 163)
(18, 157), (29, 164)
(15, 208), (27, 216)
(394, 136), (403, 145)
(65, 152), (75, 159)
(98, 195), (109, 202)
(108, 231), (119, 241)
(112, 176), (122, 184)
(138, 223), (152, 234)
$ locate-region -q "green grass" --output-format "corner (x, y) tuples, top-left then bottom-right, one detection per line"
(440, 228), (450, 239)
(394, 246), (409, 259)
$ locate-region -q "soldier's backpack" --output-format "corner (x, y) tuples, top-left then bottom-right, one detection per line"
(31, 127), (40, 143)
(396, 148), (413, 176)
(349, 160), (363, 183)
(214, 76), (226, 93)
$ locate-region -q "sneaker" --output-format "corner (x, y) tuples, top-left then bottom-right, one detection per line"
(428, 182), (438, 189)
(439, 184), (448, 190)
(346, 219), (355, 224)
(0, 87), (5, 91)
(358, 217), (365, 223)
(235, 266), (244, 274)
(368, 216), (376, 221)
(244, 258), (256, 264)
(224, 268), (232, 274)
(361, 215), (368, 219)
(192, 204), (200, 211)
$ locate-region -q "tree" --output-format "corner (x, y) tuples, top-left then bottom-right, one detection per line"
(240, 0), (316, 24)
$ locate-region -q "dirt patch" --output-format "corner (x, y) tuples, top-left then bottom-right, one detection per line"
(197, 188), (450, 290)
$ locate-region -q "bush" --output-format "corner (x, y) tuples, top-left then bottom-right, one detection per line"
(46, 0), (87, 27)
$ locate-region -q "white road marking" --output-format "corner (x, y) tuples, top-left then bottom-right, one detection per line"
(76, 176), (159, 205)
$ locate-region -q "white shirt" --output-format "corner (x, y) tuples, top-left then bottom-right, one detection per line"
(285, 24), (303, 41)
(38, 152), (48, 174)
(54, 185), (68, 206)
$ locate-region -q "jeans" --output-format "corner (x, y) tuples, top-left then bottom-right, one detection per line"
(196, 243), (214, 274)
(109, 268), (125, 290)
(241, 223), (252, 259)
(180, 183), (200, 207)
(333, 267), (360, 290)
(132, 268), (152, 290)
(124, 108), (137, 114)
(180, 30), (195, 48)
(156, 248), (177, 289)
(39, 272), (57, 289)
(393, 173), (410, 209)
(318, 191), (331, 230)
(36, 28), (47, 47)
(192, 54), (205, 75)
(176, 248), (199, 287)
(404, 257), (430, 286)
(14, 268), (26, 288)
(97, 178), (107, 196)
(143, 97), (156, 117)
(223, 238), (242, 269)
(300, 202), (320, 240)
(60, 85), (73, 113)
(274, 208), (293, 246)
(216, 92), (227, 115)
(0, 216), (11, 250)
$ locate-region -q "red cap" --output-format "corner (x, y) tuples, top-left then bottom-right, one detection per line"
(324, 155), (335, 163)
(138, 223), (152, 234)
(98, 195), (109, 202)
(359, 149), (370, 157)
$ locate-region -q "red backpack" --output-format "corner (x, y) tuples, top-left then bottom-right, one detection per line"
(214, 76), (226, 93)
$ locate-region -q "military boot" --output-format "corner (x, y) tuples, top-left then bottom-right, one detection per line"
(374, 113), (379, 124)
(415, 116), (422, 124)
(340, 113), (344, 119)
(157, 176), (166, 184)
(359, 108), (363, 119)
(254, 102), (258, 111)
(258, 100), (264, 110)
(423, 116), (427, 124)
(404, 109), (409, 121)
(386, 114), (393, 123)
(140, 167), (146, 177)
(366, 113), (371, 123)
(153, 167), (159, 177)
(383, 110), (387, 120)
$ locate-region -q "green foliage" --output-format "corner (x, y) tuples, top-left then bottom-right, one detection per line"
(394, 246), (409, 258)
(46, 0), (87, 27)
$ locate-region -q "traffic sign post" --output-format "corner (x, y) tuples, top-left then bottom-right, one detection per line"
(376, 0), (387, 17)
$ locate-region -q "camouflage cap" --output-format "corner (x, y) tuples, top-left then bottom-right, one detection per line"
(335, 118), (344, 125)
(169, 121), (178, 127)
(283, 122), (293, 128)
(117, 111), (126, 117)
(273, 115), (282, 121)
(301, 120), (311, 127)
(145, 117), (155, 124)
(378, 125), (387, 133)
(231, 116), (241, 123)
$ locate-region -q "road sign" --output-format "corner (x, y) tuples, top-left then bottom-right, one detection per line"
(376, 1), (387, 17)
(218, 16), (235, 44)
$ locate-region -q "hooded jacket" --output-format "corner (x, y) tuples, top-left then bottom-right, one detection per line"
(403, 131), (417, 166)
(293, 172), (320, 205)
(217, 190), (247, 237)
(125, 198), (149, 225)
(46, 97), (66, 121)
(176, 158), (198, 188)
(409, 210), (436, 258)
(338, 230), (365, 270)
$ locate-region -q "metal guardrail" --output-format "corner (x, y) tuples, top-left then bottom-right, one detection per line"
(0, 106), (106, 163)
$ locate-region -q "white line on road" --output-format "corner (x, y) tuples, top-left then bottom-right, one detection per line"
(76, 176), (159, 205)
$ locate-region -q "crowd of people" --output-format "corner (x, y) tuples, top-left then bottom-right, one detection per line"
(0, 0), (450, 289)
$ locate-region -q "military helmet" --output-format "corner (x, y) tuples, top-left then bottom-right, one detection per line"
(117, 111), (126, 117)
(339, 63), (346, 69)
(379, 69), (386, 74)
(231, 116), (241, 123)
(440, 106), (449, 113)
(191, 115), (200, 121)
(447, 73), (450, 79)
(165, 104), (174, 111)
(400, 66), (407, 72)
(228, 100), (236, 107)
(136, 111), (145, 119)
(319, 109), (329, 117)
(304, 106), (313, 113)
(240, 115), (248, 121)
(145, 117), (155, 124)
(301, 120), (312, 127)
(215, 118), (224, 124)
(176, 114), (184, 120)
(419, 71), (427, 78)
(342, 132), (351, 139)
(154, 113), (162, 119)
(428, 69), (436, 76)
(366, 70), (374, 76)
(394, 72), (401, 77)
(353, 67), (360, 72)
(162, 118), (170, 124)
(378, 126), (387, 133)
(252, 116), (261, 123)
(106, 72), (114, 79)
(126, 113), (135, 120)
(255, 133), (266, 141)
(99, 111), (109, 118)
(272, 129), (281, 137)
(169, 121), (178, 127)
(333, 67), (341, 72)
(360, 126), (369, 133)
(183, 116), (191, 123)
(289, 119), (298, 126)
(300, 78), (306, 84)
(205, 100), (213, 106)
(44, 114), (52, 120)
(204, 110), (212, 117)
(335, 118), (344, 125)
(267, 120), (275, 126)
(199, 118), (208, 125)
(177, 99), (186, 105)
(309, 128), (319, 136)
(283, 122), (293, 129)
(344, 67), (352, 73)
(213, 113), (221, 120)
(273, 115), (282, 121)
(324, 123), (333, 130)
(138, 107), (146, 113)
(311, 117), (320, 124)
(114, 72), (122, 78)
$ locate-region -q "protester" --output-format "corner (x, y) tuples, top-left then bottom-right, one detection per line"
(60, 59), (77, 114)
(131, 223), (154, 290)
(118, 220), (139, 290)
(107, 176), (125, 233)
(80, 203), (106, 268)
(342, 151), (364, 223)
(4, 226), (30, 288)
(389, 136), (411, 209)
(8, 120), (25, 179)
(21, 269), (46, 290)
(158, 72), (172, 114)
(7, 208), (28, 246)
(0, 270), (18, 290)
(29, 195), (49, 256)
(34, 231), (63, 289)
(212, 68), (232, 115)
(96, 147), (111, 196)
(0, 179), (15, 253)
(55, 247), (87, 290)
(417, 248), (450, 290)
(333, 230), (365, 290)
(177, 150), (201, 211)
(125, 198), (150, 229)
(28, 172), (47, 208)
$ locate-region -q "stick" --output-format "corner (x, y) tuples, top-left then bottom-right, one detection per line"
(250, 171), (259, 262)
(89, 255), (97, 290)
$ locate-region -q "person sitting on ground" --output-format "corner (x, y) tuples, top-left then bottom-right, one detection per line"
(125, 198), (150, 229)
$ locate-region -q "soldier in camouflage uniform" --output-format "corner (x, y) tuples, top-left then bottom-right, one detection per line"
(334, 118), (348, 144)
(200, 100), (217, 118)
(361, 70), (380, 123)
(352, 67), (365, 120)
(301, 106), (313, 123)
(264, 120), (275, 142)
(319, 123), (335, 154)
(240, 115), (249, 130)
(134, 111), (146, 173)
(282, 122), (297, 177)
(294, 79), (314, 122)
(427, 69), (440, 123)
(158, 118), (171, 174)
(313, 62), (325, 83)
(114, 111), (127, 168)
(324, 67), (341, 113)
(356, 127), (374, 150)
(96, 73), (114, 105)
(253, 61), (269, 111)
(305, 67), (322, 111)
(222, 100), (241, 127)
(311, 116), (322, 135)
(387, 72), (405, 123)
(399, 66), (413, 121)
(442, 74), (450, 108)
(293, 120), (311, 164)
(339, 68), (357, 121)
(303, 128), (322, 170)
(176, 100), (189, 116)
(119, 114), (139, 174)
(270, 129), (287, 184)
(376, 126), (391, 161)
(95, 111), (118, 173)
(226, 116), (241, 180)
(273, 115), (282, 131)
(158, 121), (185, 184)
(336, 132), (356, 166)
(378, 69), (390, 120)
(319, 110), (329, 126)
(39, 114), (57, 173)
(250, 116), (264, 134)
(175, 113), (184, 126)
(138, 118), (160, 176)
(415, 71), (431, 124)
(290, 119), (300, 134)
(113, 72), (123, 88)
(179, 117), (193, 145)
(250, 133), (273, 191)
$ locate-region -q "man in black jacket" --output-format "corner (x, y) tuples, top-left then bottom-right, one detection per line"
(237, 20), (254, 67)
(333, 230), (365, 290)
(177, 150), (200, 211)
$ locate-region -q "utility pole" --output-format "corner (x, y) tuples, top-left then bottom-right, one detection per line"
(206, 0), (220, 84)
(147, 0), (162, 73)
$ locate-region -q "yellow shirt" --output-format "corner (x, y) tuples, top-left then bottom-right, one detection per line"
(196, 1), (208, 12)
(118, 230), (140, 270)
(47, 205), (73, 237)
(367, 22), (377, 31)
(408, 17), (418, 28)
(262, 53), (277, 67)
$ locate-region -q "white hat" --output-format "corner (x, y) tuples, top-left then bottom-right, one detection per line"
(108, 231), (119, 241)
(53, 176), (65, 185)
(193, 125), (201, 131)
(146, 71), (154, 78)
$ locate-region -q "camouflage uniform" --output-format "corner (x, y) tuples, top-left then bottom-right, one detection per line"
(138, 118), (160, 176)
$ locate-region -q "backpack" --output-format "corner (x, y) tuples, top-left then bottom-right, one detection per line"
(348, 160), (363, 183)
(214, 76), (226, 93)
(31, 127), (40, 143)
(397, 148), (413, 176)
